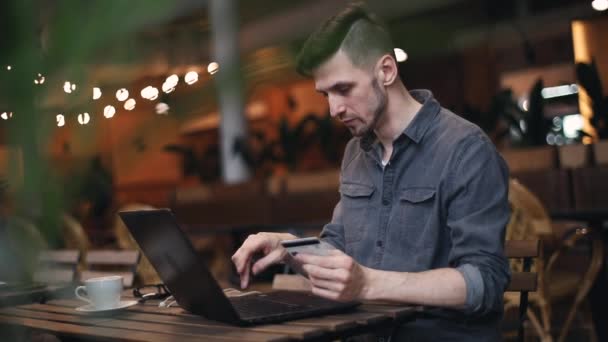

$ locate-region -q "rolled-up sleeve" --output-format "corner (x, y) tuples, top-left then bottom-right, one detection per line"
(446, 134), (511, 316)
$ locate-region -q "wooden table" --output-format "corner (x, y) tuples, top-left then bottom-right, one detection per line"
(0, 292), (417, 341)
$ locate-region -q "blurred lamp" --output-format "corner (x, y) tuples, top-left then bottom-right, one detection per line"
(6, 65), (11, 71)
(141, 86), (159, 100)
(1, 112), (13, 120)
(394, 48), (408, 62)
(104, 105), (116, 118)
(207, 62), (219, 75)
(116, 88), (129, 101)
(156, 102), (170, 115)
(56, 114), (65, 127)
(185, 71), (199, 85)
(64, 81), (76, 93)
(93, 87), (102, 100)
(77, 113), (90, 125)
(592, 0), (608, 11)
(162, 81), (175, 94)
(166, 74), (179, 87)
(124, 98), (136, 111)
(34, 73), (45, 85)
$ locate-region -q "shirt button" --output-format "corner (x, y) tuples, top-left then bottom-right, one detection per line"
(376, 240), (383, 247)
(382, 199), (390, 206)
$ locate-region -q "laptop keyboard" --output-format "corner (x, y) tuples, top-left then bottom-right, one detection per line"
(229, 290), (348, 320)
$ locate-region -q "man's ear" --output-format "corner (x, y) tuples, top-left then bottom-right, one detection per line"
(376, 54), (398, 86)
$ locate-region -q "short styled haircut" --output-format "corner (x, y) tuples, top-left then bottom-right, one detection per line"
(296, 3), (395, 76)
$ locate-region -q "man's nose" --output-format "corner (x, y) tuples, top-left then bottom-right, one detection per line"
(328, 96), (346, 118)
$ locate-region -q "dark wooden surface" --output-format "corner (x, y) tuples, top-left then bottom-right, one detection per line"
(504, 240), (540, 258)
(0, 291), (417, 342)
(506, 272), (537, 292)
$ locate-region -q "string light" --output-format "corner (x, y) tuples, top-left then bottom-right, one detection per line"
(34, 73), (45, 85)
(93, 87), (102, 100)
(56, 114), (65, 127)
(116, 88), (129, 101)
(207, 62), (219, 75)
(162, 81), (175, 94)
(103, 105), (116, 118)
(77, 113), (90, 125)
(155, 102), (169, 115)
(140, 86), (159, 100)
(394, 48), (408, 62)
(63, 81), (76, 93)
(6, 65), (11, 71)
(184, 71), (199, 85)
(592, 0), (608, 11)
(124, 98), (136, 111)
(1, 112), (13, 120)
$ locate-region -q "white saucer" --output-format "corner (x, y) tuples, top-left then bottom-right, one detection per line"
(76, 300), (138, 313)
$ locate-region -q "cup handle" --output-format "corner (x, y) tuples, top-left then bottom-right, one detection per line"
(75, 286), (92, 304)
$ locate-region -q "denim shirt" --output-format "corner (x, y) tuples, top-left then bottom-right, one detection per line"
(320, 90), (510, 341)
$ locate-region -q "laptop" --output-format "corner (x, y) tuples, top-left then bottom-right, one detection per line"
(119, 209), (359, 325)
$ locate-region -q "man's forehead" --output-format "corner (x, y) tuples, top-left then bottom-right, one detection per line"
(313, 50), (359, 90)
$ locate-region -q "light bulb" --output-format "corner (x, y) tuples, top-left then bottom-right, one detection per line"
(124, 98), (136, 111)
(93, 87), (102, 100)
(56, 114), (65, 127)
(140, 86), (159, 100)
(116, 88), (129, 101)
(162, 82), (175, 94)
(592, 0), (608, 11)
(394, 48), (408, 62)
(207, 62), (219, 75)
(185, 71), (199, 85)
(104, 105), (116, 118)
(166, 74), (179, 86)
(77, 113), (90, 125)
(63, 81), (74, 93)
(156, 102), (170, 115)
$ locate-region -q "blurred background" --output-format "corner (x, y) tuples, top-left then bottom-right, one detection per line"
(1, 0), (608, 340)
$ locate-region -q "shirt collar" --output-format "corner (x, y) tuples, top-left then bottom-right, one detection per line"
(402, 89), (441, 144)
(360, 89), (440, 152)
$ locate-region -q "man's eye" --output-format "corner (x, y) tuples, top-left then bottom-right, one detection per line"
(337, 86), (351, 95)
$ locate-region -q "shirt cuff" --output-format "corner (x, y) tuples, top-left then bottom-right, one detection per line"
(456, 263), (485, 313)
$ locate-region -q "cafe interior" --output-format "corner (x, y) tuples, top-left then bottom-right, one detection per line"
(1, 0), (608, 341)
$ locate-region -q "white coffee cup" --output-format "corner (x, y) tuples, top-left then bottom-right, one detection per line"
(75, 275), (123, 310)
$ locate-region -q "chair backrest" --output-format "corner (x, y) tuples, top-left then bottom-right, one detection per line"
(505, 239), (540, 342)
(61, 213), (91, 271)
(34, 250), (80, 284)
(80, 250), (140, 288)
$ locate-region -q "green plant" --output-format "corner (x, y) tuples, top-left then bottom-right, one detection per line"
(461, 79), (548, 148)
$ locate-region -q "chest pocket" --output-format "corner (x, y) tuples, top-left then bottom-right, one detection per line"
(395, 188), (437, 248)
(340, 182), (375, 244)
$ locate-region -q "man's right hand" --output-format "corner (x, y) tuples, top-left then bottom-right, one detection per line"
(231, 232), (297, 289)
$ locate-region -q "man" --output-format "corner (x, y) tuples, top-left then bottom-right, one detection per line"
(232, 3), (510, 340)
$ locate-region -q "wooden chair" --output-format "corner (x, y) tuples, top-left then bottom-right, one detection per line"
(80, 250), (140, 288)
(61, 213), (91, 271)
(504, 240), (540, 342)
(34, 250), (80, 284)
(505, 179), (603, 342)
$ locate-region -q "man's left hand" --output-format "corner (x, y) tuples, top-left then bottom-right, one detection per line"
(294, 249), (370, 302)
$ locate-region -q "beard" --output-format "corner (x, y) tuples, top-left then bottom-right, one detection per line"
(350, 78), (387, 137)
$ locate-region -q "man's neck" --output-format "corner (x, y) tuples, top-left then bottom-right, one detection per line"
(374, 84), (422, 158)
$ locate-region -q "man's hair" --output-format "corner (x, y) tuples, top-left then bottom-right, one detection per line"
(296, 3), (395, 76)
